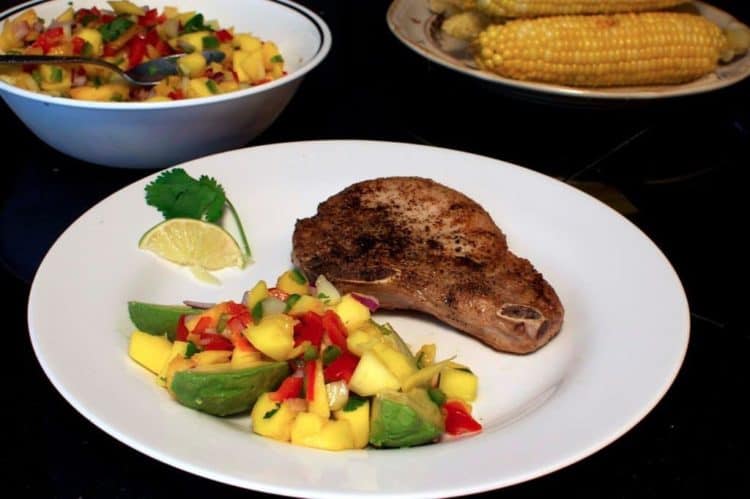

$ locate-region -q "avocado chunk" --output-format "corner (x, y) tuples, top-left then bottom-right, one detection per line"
(128, 301), (199, 340)
(170, 362), (289, 416)
(369, 388), (445, 447)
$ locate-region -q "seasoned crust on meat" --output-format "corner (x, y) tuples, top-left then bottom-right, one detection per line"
(292, 176), (564, 354)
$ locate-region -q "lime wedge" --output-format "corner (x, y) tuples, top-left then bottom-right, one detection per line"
(139, 218), (245, 270)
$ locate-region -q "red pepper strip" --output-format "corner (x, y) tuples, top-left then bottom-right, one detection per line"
(323, 351), (359, 383)
(138, 9), (166, 27)
(168, 89), (184, 100)
(322, 310), (349, 352)
(268, 287), (290, 301)
(191, 316), (213, 336)
(226, 316), (256, 352)
(127, 34), (147, 68)
(304, 360), (316, 401)
(224, 300), (249, 316)
(100, 14), (116, 24)
(443, 401), (482, 436)
(32, 26), (64, 54)
(198, 332), (234, 351)
(102, 43), (118, 57)
(269, 376), (303, 402)
(175, 315), (189, 342)
(71, 36), (86, 55)
(293, 311), (324, 347)
(215, 29), (233, 43)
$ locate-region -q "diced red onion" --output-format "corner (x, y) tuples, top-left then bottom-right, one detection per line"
(261, 297), (286, 316)
(182, 300), (216, 309)
(71, 73), (87, 86)
(351, 293), (380, 312)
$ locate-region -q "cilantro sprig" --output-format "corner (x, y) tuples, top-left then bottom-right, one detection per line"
(145, 168), (251, 258)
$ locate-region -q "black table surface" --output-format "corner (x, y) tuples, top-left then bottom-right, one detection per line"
(2, 1), (747, 497)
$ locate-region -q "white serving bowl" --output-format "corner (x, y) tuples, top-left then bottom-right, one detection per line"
(0, 0), (331, 168)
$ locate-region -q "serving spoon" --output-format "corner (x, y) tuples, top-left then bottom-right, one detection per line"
(0, 50), (226, 86)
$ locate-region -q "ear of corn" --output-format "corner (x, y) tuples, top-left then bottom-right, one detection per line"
(473, 12), (728, 87)
(474, 0), (689, 18)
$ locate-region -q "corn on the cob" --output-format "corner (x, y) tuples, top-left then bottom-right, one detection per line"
(474, 12), (728, 87)
(474, 0), (688, 18)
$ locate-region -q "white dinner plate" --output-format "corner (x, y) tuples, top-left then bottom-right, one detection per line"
(28, 140), (689, 498)
(387, 0), (750, 103)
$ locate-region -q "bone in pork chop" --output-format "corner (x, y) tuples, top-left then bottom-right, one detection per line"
(291, 177), (564, 354)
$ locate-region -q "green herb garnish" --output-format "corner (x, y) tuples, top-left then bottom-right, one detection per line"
(263, 403), (281, 419)
(31, 69), (42, 85)
(144, 168), (251, 258)
(322, 345), (341, 366)
(343, 394), (367, 412)
(252, 301), (264, 324)
(81, 41), (94, 57)
(290, 268), (307, 285)
(316, 292), (329, 303)
(205, 79), (219, 94)
(110, 92), (123, 101)
(270, 54), (284, 63)
(202, 35), (219, 49)
(285, 294), (301, 312)
(427, 387), (446, 407)
(182, 13), (212, 34)
(50, 66), (63, 82)
(303, 344), (318, 361)
(99, 17), (134, 43)
(185, 341), (200, 358)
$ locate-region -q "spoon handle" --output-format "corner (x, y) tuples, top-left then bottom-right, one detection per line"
(0, 54), (120, 71)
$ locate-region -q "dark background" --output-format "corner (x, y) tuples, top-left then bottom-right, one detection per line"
(1, 1), (747, 497)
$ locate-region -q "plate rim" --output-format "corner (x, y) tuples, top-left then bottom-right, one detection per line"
(386, 0), (750, 101)
(27, 140), (691, 498)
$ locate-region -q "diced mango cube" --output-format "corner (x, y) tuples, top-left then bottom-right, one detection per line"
(177, 52), (207, 77)
(277, 269), (309, 296)
(334, 399), (370, 449)
(192, 349), (232, 366)
(251, 393), (300, 442)
(372, 343), (417, 386)
(288, 295), (324, 316)
(234, 33), (262, 52)
(439, 368), (478, 402)
(334, 294), (371, 332)
(244, 314), (296, 361)
(308, 359), (330, 419)
(76, 28), (103, 56)
(291, 412), (355, 451)
(348, 351), (401, 396)
(128, 331), (173, 374)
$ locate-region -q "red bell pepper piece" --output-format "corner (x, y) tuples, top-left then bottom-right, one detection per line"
(198, 332), (234, 351)
(323, 351), (359, 383)
(191, 316), (213, 335)
(102, 43), (118, 57)
(138, 9), (166, 27)
(268, 287), (289, 301)
(32, 26), (64, 54)
(293, 311), (324, 347)
(224, 301), (249, 316)
(167, 89), (185, 100)
(71, 36), (86, 55)
(443, 401), (482, 436)
(322, 310), (349, 352)
(175, 315), (189, 342)
(269, 376), (303, 402)
(226, 315), (256, 352)
(127, 34), (147, 68)
(304, 360), (316, 401)
(215, 29), (233, 43)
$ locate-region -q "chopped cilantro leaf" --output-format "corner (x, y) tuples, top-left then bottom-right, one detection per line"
(252, 301), (264, 324)
(303, 344), (318, 361)
(182, 14), (212, 34)
(202, 35), (219, 49)
(99, 17), (134, 43)
(185, 341), (200, 358)
(285, 294), (301, 312)
(427, 387), (446, 407)
(270, 54), (284, 63)
(290, 268), (307, 285)
(145, 168), (226, 222)
(343, 394), (367, 412)
(263, 403), (281, 419)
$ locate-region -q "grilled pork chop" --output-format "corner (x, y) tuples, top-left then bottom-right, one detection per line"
(292, 177), (564, 354)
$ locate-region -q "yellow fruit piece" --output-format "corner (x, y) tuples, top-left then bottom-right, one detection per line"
(56, 7), (74, 23)
(177, 52), (207, 78)
(244, 314), (296, 361)
(334, 399), (370, 449)
(178, 30), (211, 52)
(245, 280), (269, 310)
(276, 269), (309, 296)
(348, 351), (401, 396)
(372, 343), (417, 386)
(346, 328), (379, 357)
(240, 50), (266, 83)
(165, 356), (196, 394)
(108, 1), (146, 16)
(439, 368), (478, 402)
(308, 359), (330, 419)
(291, 412), (355, 451)
(251, 393), (300, 442)
(334, 294), (371, 332)
(234, 33), (262, 52)
(192, 350), (232, 366)
(128, 331), (173, 375)
(69, 83), (130, 102)
(157, 340), (189, 386)
(288, 295), (324, 316)
(231, 349), (263, 369)
(138, 218), (245, 271)
(415, 344), (436, 368)
(76, 28), (103, 56)
(402, 359), (453, 392)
